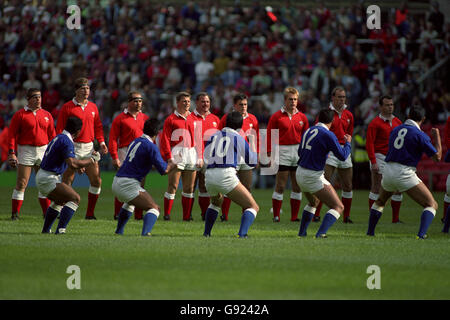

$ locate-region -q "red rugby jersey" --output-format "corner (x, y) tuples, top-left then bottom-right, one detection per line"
(329, 104), (354, 144)
(108, 109), (149, 160)
(189, 110), (220, 157)
(160, 110), (196, 161)
(56, 99), (105, 144)
(8, 106), (55, 150)
(266, 108), (309, 153)
(445, 116), (450, 150)
(366, 114), (402, 164)
(218, 112), (259, 152)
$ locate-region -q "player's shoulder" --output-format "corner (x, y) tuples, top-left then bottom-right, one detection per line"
(343, 108), (354, 118)
(208, 113), (220, 122)
(247, 113), (258, 121)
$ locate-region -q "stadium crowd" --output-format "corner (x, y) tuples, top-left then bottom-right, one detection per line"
(0, 0), (449, 173)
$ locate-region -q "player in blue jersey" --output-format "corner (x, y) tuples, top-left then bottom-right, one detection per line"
(367, 106), (442, 239)
(295, 108), (352, 238)
(112, 118), (176, 236)
(37, 116), (101, 234)
(202, 111), (259, 238)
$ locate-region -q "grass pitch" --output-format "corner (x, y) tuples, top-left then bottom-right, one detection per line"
(1, 172), (450, 300)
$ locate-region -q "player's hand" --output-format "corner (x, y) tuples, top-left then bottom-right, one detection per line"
(344, 134), (352, 143)
(173, 150), (182, 164)
(196, 158), (203, 168)
(112, 158), (121, 170)
(371, 162), (379, 173)
(8, 154), (18, 168)
(99, 143), (108, 155)
(91, 151), (101, 162)
(165, 158), (177, 174)
(77, 167), (86, 174)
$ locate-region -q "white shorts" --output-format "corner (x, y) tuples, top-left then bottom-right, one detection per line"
(277, 144), (300, 167)
(369, 153), (387, 174)
(173, 146), (197, 171)
(74, 142), (94, 160)
(205, 167), (240, 196)
(326, 149), (353, 169)
(112, 176), (145, 203)
(381, 162), (422, 193)
(17, 144), (47, 166)
(296, 166), (331, 193)
(35, 169), (61, 196)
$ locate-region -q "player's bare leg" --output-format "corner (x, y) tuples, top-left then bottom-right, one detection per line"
(226, 182), (259, 238)
(313, 164), (337, 222)
(197, 171), (210, 220)
(181, 170), (197, 220)
(337, 167), (353, 223)
(164, 169), (181, 220)
(11, 164), (32, 220)
(367, 186), (394, 236)
(406, 182), (438, 239)
(84, 161), (102, 219)
(272, 171), (288, 221)
(289, 170), (302, 221)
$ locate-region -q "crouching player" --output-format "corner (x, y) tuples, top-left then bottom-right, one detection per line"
(367, 106), (442, 239)
(296, 109), (352, 238)
(38, 116), (101, 234)
(112, 119), (176, 236)
(202, 111), (259, 238)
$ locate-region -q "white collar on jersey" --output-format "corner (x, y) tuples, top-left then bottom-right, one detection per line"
(404, 119), (421, 130)
(62, 130), (74, 142)
(174, 109), (190, 119)
(379, 113), (395, 122)
(142, 134), (154, 143)
(316, 122), (330, 130)
(72, 98), (88, 109)
(222, 127), (240, 135)
(281, 107), (298, 115)
(23, 105), (40, 113)
(124, 108), (141, 119)
(194, 109), (210, 119)
(329, 103), (347, 114)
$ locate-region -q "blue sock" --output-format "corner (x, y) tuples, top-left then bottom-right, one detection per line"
(443, 206), (450, 233)
(417, 208), (435, 238)
(142, 210), (159, 235)
(367, 208), (383, 236)
(115, 207), (133, 235)
(298, 209), (314, 236)
(315, 210), (339, 237)
(42, 206), (60, 233)
(204, 206), (219, 236)
(55, 202), (78, 234)
(238, 209), (256, 237)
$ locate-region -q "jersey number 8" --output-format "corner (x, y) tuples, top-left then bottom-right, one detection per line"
(393, 128), (408, 149)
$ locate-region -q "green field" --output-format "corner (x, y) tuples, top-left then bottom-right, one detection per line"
(1, 171), (450, 300)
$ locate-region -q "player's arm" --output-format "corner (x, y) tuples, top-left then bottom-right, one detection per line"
(66, 151), (101, 169)
(159, 119), (173, 161)
(151, 144), (176, 175)
(365, 122), (378, 170)
(430, 128), (442, 162)
(55, 105), (67, 135)
(7, 113), (20, 167)
(93, 108), (108, 155)
(237, 134), (258, 168)
(108, 118), (120, 169)
(47, 114), (56, 141)
(330, 132), (352, 161)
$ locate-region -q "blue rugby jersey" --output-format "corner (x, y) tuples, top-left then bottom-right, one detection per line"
(40, 131), (75, 175)
(385, 120), (437, 167)
(116, 134), (168, 181)
(298, 123), (351, 171)
(204, 127), (257, 169)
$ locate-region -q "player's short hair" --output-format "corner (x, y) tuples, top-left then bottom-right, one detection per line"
(233, 93), (248, 104)
(379, 95), (393, 106)
(143, 118), (160, 137)
(26, 88), (40, 100)
(74, 77), (89, 90)
(176, 91), (191, 102)
(195, 92), (209, 101)
(283, 87), (299, 99)
(65, 116), (83, 135)
(408, 106), (426, 122)
(331, 86), (345, 97)
(318, 108), (335, 124)
(226, 111), (243, 130)
(128, 91), (142, 101)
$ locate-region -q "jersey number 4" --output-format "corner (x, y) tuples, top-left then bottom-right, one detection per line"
(127, 141), (142, 162)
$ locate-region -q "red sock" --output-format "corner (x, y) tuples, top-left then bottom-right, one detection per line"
(86, 192), (99, 217)
(114, 197), (123, 218)
(198, 195), (210, 218)
(315, 202), (323, 218)
(444, 201), (450, 220)
(272, 198), (282, 219)
(12, 199), (24, 215)
(134, 208), (143, 220)
(369, 199), (376, 211)
(391, 200), (402, 223)
(39, 197), (51, 217)
(342, 197), (352, 220)
(221, 197), (231, 220)
(164, 196), (174, 217)
(290, 198), (301, 221)
(182, 194), (194, 220)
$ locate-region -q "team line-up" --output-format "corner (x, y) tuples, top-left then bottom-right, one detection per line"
(7, 78), (450, 239)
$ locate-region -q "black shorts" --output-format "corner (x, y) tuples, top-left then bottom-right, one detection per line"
(278, 165), (297, 172)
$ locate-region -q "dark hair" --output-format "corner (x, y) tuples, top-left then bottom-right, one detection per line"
(408, 106), (426, 122)
(26, 88), (40, 99)
(195, 92), (209, 101)
(74, 77), (89, 90)
(143, 118), (160, 137)
(226, 111), (243, 130)
(233, 93), (248, 104)
(379, 95), (393, 106)
(65, 116), (83, 134)
(128, 91), (142, 102)
(331, 86), (345, 97)
(318, 108), (335, 124)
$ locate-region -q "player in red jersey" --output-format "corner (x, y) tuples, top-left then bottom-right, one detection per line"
(189, 92), (220, 220)
(109, 91), (149, 220)
(217, 93), (259, 221)
(8, 88), (55, 220)
(313, 87), (355, 223)
(442, 116), (450, 225)
(56, 78), (108, 220)
(160, 92), (201, 221)
(366, 95), (403, 223)
(267, 87), (309, 222)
